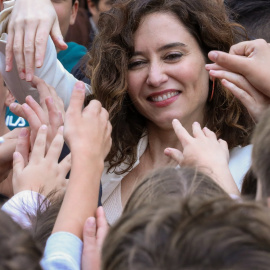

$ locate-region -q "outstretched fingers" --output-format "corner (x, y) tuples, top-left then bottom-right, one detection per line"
(172, 119), (193, 147)
(45, 126), (64, 162)
(30, 125), (48, 163)
(66, 81), (85, 116)
(164, 147), (184, 165)
(15, 128), (30, 166)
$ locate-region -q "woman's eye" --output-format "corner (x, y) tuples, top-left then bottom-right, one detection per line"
(128, 60), (146, 70)
(165, 53), (183, 61)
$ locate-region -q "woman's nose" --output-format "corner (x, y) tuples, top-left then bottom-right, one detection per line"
(146, 63), (168, 87)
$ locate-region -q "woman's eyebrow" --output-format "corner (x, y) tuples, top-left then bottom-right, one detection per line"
(132, 42), (187, 57)
(158, 42), (187, 52)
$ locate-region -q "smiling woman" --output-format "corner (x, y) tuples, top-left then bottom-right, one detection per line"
(86, 0), (254, 224)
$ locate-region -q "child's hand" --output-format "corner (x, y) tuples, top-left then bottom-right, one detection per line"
(165, 120), (239, 195)
(12, 125), (71, 196)
(0, 128), (23, 182)
(52, 82), (111, 239)
(82, 207), (109, 270)
(64, 81), (112, 161)
(10, 77), (65, 152)
(208, 69), (270, 123)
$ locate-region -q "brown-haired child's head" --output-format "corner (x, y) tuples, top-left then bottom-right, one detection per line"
(103, 196), (270, 270)
(124, 166), (227, 214)
(251, 107), (270, 202)
(0, 210), (42, 269)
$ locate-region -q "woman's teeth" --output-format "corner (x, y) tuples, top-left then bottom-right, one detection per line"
(151, 91), (179, 102)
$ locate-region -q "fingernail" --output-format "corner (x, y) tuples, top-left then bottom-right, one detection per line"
(172, 119), (180, 125)
(87, 217), (96, 227)
(27, 95), (34, 102)
(41, 124), (47, 130)
(59, 126), (64, 132)
(203, 127), (209, 131)
(193, 122), (200, 127)
(5, 64), (10, 72)
(19, 128), (28, 137)
(19, 72), (25, 80)
(209, 51), (218, 60)
(22, 103), (30, 110)
(9, 103), (17, 110)
(76, 81), (85, 90)
(26, 73), (32, 82)
(36, 60), (42, 67)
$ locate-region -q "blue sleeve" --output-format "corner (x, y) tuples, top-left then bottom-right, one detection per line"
(41, 232), (83, 270)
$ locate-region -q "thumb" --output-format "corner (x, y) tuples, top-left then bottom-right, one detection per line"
(50, 18), (68, 51)
(83, 217), (97, 246)
(208, 51), (248, 76)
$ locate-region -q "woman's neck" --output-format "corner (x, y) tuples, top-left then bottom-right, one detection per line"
(145, 116), (204, 167)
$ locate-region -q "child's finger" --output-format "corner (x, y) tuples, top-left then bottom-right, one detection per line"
(202, 127), (217, 139)
(192, 122), (204, 138)
(12, 151), (25, 178)
(26, 95), (48, 124)
(46, 126), (64, 161)
(96, 206), (109, 248)
(15, 128), (30, 166)
(164, 147), (184, 165)
(22, 103), (42, 132)
(30, 125), (48, 162)
(59, 153), (71, 179)
(66, 81), (85, 116)
(83, 217), (97, 247)
(9, 103), (26, 119)
(172, 119), (192, 147)
(83, 99), (102, 116)
(32, 77), (52, 110)
(218, 138), (229, 151)
(46, 96), (63, 131)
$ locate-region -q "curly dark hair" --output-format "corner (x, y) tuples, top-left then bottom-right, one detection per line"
(86, 0), (254, 174)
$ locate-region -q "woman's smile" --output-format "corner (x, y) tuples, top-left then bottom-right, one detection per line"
(147, 89), (181, 107)
(127, 12), (209, 129)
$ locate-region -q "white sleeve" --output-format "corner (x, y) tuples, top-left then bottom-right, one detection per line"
(1, 190), (47, 229)
(41, 232), (83, 270)
(0, 1), (91, 110)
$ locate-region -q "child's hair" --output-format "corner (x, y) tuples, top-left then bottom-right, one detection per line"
(251, 107), (270, 199)
(0, 210), (42, 269)
(102, 196), (270, 270)
(124, 167), (227, 214)
(226, 0), (270, 42)
(241, 167), (257, 199)
(26, 192), (64, 251)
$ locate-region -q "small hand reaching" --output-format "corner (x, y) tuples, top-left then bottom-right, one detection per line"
(164, 120), (239, 195)
(12, 125), (71, 197)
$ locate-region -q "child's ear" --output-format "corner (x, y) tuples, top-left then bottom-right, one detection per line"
(4, 90), (15, 107)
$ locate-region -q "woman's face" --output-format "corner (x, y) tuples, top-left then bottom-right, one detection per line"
(127, 12), (209, 130)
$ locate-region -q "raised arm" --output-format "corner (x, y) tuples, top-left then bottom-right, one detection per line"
(52, 81), (112, 239)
